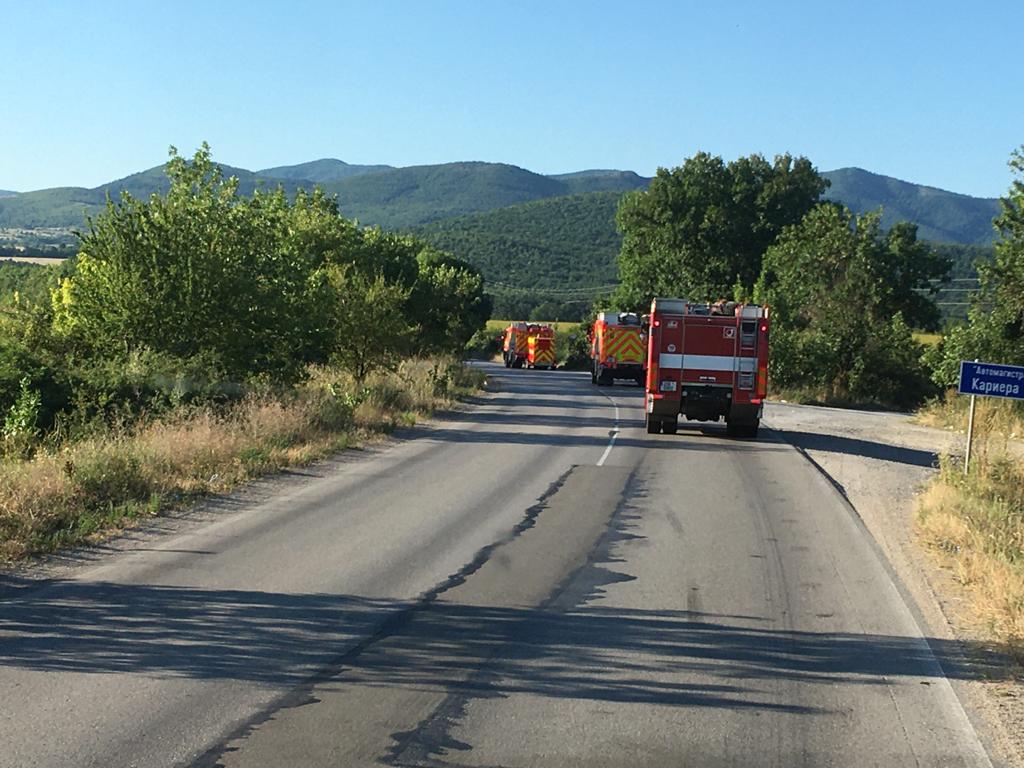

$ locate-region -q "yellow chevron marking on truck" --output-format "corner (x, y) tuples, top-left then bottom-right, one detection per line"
(602, 329), (645, 364)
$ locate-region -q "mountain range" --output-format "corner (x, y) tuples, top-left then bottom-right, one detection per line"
(0, 158), (1003, 247)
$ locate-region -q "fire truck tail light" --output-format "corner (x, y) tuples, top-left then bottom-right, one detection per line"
(653, 319), (661, 327)
(761, 324), (768, 333)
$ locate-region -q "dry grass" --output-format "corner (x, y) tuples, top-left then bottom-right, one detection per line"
(0, 358), (485, 561)
(917, 392), (1024, 439)
(917, 426), (1024, 662)
(768, 386), (896, 411)
(0, 256), (67, 266)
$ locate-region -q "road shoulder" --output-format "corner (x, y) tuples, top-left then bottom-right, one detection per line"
(764, 402), (1024, 767)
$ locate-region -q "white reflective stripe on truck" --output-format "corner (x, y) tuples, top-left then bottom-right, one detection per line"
(684, 355), (740, 371)
(661, 354), (758, 371)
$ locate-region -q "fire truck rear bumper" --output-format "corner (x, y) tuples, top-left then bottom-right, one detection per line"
(603, 362), (644, 378)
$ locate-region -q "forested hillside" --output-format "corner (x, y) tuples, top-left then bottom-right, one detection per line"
(547, 170), (651, 194)
(1, 157), (1002, 249)
(258, 158), (394, 182)
(413, 190), (623, 287)
(0, 165), (311, 228)
(823, 168), (1000, 245)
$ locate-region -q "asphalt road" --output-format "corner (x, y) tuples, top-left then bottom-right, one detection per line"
(0, 364), (994, 767)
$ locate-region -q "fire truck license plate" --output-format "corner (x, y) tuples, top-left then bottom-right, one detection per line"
(660, 381), (677, 392)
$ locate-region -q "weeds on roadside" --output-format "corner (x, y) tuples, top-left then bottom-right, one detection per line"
(917, 391), (1024, 439)
(917, 414), (1024, 662)
(0, 358), (483, 562)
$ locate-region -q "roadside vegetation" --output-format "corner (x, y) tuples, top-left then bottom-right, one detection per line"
(915, 149), (1024, 660)
(916, 414), (1024, 662)
(0, 145), (490, 561)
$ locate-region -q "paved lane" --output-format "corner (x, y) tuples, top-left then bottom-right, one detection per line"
(0, 364), (992, 767)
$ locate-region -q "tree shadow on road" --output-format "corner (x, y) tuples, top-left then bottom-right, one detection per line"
(0, 574), (1015, 705)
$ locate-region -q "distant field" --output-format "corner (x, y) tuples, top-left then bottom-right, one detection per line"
(487, 320), (579, 334)
(913, 332), (943, 346)
(0, 256), (66, 266)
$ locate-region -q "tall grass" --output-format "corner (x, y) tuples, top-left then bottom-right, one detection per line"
(0, 359), (484, 561)
(916, 409), (1024, 662)
(917, 391), (1024, 439)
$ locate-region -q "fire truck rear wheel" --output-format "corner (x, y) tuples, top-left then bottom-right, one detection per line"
(662, 417), (678, 435)
(645, 413), (661, 434)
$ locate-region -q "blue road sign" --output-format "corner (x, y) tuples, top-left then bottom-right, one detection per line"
(958, 360), (1024, 400)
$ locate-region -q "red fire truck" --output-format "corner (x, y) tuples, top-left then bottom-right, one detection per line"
(503, 323), (556, 369)
(644, 298), (769, 438)
(590, 311), (646, 386)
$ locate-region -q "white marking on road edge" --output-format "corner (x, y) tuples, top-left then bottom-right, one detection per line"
(596, 392), (620, 467)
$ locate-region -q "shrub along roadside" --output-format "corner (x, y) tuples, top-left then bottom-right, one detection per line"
(0, 359), (484, 562)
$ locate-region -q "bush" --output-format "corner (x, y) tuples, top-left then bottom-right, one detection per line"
(561, 322), (593, 370)
(2, 377), (42, 458)
(759, 206), (947, 409)
(465, 327), (502, 360)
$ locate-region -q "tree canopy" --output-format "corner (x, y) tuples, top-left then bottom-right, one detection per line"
(38, 144), (489, 396)
(614, 152), (828, 308)
(930, 147), (1024, 386)
(756, 204), (948, 406)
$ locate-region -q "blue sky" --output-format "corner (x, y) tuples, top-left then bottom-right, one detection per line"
(1, 0), (1020, 197)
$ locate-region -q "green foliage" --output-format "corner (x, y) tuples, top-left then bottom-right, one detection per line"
(0, 262), (58, 306)
(413, 191), (626, 322)
(407, 249), (491, 355)
(325, 266), (414, 383)
(615, 152), (827, 308)
(415, 191), (624, 288)
(757, 205), (946, 407)
(464, 327), (502, 360)
(0, 145), (492, 447)
(3, 377), (42, 457)
(323, 162), (648, 230)
(48, 146), (486, 386)
(561, 321), (596, 370)
(930, 147), (1024, 385)
(53, 145), (328, 382)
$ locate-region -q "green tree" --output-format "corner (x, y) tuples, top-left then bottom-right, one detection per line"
(406, 249), (491, 355)
(757, 204), (946, 406)
(931, 147), (1024, 386)
(615, 152), (827, 308)
(53, 144), (324, 381)
(325, 266), (413, 383)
